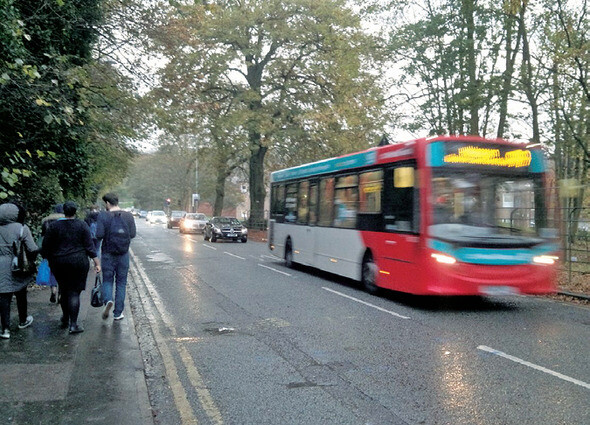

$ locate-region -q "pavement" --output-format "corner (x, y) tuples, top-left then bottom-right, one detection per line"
(0, 273), (153, 425)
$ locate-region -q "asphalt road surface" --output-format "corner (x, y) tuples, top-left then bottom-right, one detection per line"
(128, 219), (590, 425)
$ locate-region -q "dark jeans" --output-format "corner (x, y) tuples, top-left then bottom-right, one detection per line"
(0, 286), (28, 330)
(101, 252), (130, 317)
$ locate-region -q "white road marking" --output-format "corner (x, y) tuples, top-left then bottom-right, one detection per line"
(478, 345), (590, 390)
(322, 287), (410, 320)
(202, 243), (217, 250)
(224, 251), (245, 260)
(258, 263), (292, 276)
(261, 254), (281, 261)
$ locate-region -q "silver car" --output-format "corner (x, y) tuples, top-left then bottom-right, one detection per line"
(179, 213), (208, 234)
(148, 210), (167, 224)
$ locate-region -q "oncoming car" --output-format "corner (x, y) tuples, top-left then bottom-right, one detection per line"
(179, 213), (208, 234)
(148, 210), (167, 225)
(204, 217), (248, 243)
(167, 210), (186, 229)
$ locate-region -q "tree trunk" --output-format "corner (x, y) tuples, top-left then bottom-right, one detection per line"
(520, 8), (540, 144)
(462, 0), (479, 135)
(213, 167), (227, 217)
(249, 136), (267, 228)
(497, 7), (522, 138)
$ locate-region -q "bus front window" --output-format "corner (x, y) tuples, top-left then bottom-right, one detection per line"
(431, 173), (541, 236)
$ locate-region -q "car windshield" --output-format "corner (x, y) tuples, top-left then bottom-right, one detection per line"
(214, 217), (241, 226)
(185, 213), (205, 220)
(430, 171), (554, 240)
(171, 211), (184, 217)
(152, 211), (166, 216)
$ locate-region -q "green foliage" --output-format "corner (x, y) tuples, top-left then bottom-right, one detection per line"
(0, 0), (141, 225)
(150, 0), (387, 220)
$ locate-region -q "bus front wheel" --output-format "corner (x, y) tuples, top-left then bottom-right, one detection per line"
(361, 255), (379, 294)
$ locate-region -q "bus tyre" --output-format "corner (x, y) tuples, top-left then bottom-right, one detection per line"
(285, 243), (293, 268)
(362, 255), (379, 294)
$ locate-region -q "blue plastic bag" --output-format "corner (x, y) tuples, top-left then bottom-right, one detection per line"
(36, 259), (51, 286)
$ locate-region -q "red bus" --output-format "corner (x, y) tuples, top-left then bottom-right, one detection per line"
(268, 135), (559, 295)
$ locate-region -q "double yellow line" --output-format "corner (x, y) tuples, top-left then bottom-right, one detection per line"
(130, 251), (223, 425)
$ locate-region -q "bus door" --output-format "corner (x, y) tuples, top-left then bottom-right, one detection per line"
(294, 180), (319, 266)
(379, 164), (420, 291)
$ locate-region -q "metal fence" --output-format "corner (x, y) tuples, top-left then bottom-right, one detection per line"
(562, 205), (590, 287)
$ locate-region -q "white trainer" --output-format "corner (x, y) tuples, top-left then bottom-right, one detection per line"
(18, 315), (34, 329)
(102, 300), (114, 320)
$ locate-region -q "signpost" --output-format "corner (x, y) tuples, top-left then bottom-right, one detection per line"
(192, 193), (200, 212)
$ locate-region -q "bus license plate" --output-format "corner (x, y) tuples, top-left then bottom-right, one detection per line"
(480, 286), (519, 296)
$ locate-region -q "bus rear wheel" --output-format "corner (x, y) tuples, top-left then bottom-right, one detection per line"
(361, 255), (379, 294)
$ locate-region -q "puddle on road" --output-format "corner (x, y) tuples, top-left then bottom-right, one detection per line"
(204, 327), (236, 335)
(146, 252), (174, 264)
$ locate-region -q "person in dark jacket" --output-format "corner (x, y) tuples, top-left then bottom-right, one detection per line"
(96, 192), (136, 321)
(42, 201), (101, 334)
(41, 203), (64, 303)
(0, 203), (39, 339)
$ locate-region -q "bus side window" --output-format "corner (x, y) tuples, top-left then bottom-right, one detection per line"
(297, 181), (309, 224)
(384, 165), (417, 233)
(334, 175), (358, 229)
(285, 183), (298, 223)
(309, 182), (318, 226)
(318, 177), (335, 226)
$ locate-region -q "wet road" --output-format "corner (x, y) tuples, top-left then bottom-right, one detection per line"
(129, 219), (590, 425)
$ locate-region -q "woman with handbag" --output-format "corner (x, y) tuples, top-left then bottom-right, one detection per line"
(0, 203), (39, 339)
(42, 201), (101, 334)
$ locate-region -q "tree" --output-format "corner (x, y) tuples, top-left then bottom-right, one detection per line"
(386, 0), (509, 137)
(0, 0), (142, 223)
(150, 0), (386, 225)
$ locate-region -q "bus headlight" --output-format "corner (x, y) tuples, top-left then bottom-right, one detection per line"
(431, 253), (457, 264)
(533, 255), (558, 265)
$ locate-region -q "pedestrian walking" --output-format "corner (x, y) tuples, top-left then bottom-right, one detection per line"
(42, 201), (101, 334)
(0, 203), (39, 339)
(96, 193), (136, 321)
(84, 204), (101, 256)
(41, 204), (64, 303)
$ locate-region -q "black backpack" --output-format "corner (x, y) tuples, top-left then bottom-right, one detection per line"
(107, 212), (131, 254)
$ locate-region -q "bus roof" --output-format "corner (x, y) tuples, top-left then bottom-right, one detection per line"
(270, 136), (535, 183)
(270, 140), (416, 183)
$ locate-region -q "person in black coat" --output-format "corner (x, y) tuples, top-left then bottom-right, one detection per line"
(42, 201), (101, 334)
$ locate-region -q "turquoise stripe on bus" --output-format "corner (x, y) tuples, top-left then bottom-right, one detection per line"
(428, 238), (558, 265)
(427, 142), (445, 167)
(530, 150), (545, 173)
(271, 150), (377, 182)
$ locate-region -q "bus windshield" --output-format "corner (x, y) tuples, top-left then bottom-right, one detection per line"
(430, 171), (551, 241)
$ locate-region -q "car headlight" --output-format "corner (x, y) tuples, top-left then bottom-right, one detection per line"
(241, 228), (248, 234)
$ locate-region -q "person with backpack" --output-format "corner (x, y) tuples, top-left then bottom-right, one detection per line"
(42, 201), (101, 334)
(95, 193), (136, 321)
(0, 203), (39, 339)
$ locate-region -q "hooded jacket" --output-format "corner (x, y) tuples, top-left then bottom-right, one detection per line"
(0, 203), (38, 293)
